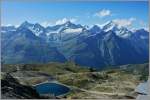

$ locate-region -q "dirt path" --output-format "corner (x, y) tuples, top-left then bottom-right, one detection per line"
(68, 85), (125, 96)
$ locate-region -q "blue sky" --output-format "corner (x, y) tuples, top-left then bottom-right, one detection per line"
(1, 1), (149, 29)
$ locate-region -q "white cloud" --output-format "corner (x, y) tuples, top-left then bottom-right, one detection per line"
(15, 25), (20, 28)
(2, 24), (19, 28)
(95, 9), (111, 17)
(144, 27), (149, 32)
(5, 24), (13, 26)
(55, 18), (77, 25)
(139, 20), (148, 29)
(113, 17), (136, 27)
(41, 21), (54, 27)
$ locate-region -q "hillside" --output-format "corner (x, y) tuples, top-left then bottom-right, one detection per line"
(1, 62), (148, 99)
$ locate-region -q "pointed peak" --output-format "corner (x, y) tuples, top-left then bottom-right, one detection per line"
(55, 20), (83, 29)
(102, 20), (114, 25)
(65, 20), (72, 24)
(89, 25), (101, 34)
(22, 21), (31, 25)
(35, 23), (41, 25)
(92, 25), (101, 29)
(34, 23), (43, 28)
(102, 20), (129, 31)
(103, 20), (129, 29)
(63, 20), (74, 26)
(102, 21), (117, 30)
(99, 21), (114, 28)
(105, 20), (118, 27)
(20, 21), (33, 27)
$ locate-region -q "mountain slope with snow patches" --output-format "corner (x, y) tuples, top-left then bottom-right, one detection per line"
(1, 21), (149, 68)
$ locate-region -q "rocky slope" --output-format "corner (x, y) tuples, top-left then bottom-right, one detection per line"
(1, 73), (41, 99)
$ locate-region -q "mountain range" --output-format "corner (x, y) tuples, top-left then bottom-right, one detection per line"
(1, 21), (149, 69)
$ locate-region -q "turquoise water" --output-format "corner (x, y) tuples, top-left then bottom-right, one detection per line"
(35, 83), (70, 96)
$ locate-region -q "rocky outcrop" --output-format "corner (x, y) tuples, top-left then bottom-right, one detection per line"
(1, 73), (41, 99)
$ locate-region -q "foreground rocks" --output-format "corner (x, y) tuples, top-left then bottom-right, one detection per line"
(1, 73), (41, 99)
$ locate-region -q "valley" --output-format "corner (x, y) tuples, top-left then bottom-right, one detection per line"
(1, 62), (149, 99)
(1, 1), (149, 99)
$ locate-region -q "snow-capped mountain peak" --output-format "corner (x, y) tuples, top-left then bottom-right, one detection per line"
(61, 21), (83, 29)
(18, 21), (45, 36)
(20, 21), (33, 28)
(133, 29), (149, 39)
(63, 21), (72, 27)
(102, 21), (119, 31)
(2, 20), (149, 67)
(89, 25), (102, 34)
(102, 21), (132, 38)
(32, 23), (45, 36)
(2, 21), (148, 40)
(44, 21), (84, 37)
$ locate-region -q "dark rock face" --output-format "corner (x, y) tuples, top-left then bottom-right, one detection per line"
(1, 27), (66, 64)
(1, 74), (40, 99)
